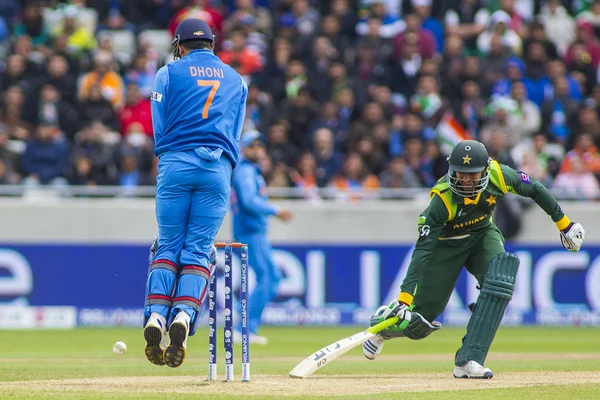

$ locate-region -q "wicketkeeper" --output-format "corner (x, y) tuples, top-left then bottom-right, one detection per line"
(363, 139), (585, 378)
(143, 18), (247, 368)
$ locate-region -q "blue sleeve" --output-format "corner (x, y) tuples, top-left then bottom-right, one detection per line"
(388, 131), (402, 157)
(0, 17), (9, 41)
(151, 66), (169, 143)
(568, 77), (583, 101)
(234, 79), (248, 142)
(232, 165), (279, 217)
(523, 79), (538, 104)
(431, 22), (444, 53)
(492, 80), (506, 96)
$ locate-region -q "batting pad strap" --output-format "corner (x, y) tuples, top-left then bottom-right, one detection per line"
(150, 260), (179, 274)
(172, 296), (203, 312)
(146, 294), (173, 307)
(180, 265), (211, 279)
(555, 215), (571, 231)
(480, 278), (514, 301)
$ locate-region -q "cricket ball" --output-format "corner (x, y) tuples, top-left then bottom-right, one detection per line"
(113, 341), (127, 355)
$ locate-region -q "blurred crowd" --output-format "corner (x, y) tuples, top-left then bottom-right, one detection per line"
(1, 0), (600, 201)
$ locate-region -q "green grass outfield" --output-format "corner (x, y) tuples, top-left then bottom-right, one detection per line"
(0, 326), (599, 399)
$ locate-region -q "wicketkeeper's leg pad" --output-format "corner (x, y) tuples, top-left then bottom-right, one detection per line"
(167, 244), (217, 336)
(455, 252), (519, 366)
(144, 260), (179, 321)
(170, 263), (213, 336)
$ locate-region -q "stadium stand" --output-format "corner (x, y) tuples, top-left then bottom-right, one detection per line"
(1, 0), (599, 202)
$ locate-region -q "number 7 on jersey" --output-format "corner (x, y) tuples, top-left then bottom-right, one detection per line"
(197, 80), (220, 119)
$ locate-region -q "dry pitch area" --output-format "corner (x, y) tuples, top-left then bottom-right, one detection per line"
(2, 371), (600, 397)
(1, 327), (599, 399)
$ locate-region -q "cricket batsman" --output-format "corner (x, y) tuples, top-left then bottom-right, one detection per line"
(231, 130), (292, 345)
(362, 140), (585, 378)
(143, 18), (247, 368)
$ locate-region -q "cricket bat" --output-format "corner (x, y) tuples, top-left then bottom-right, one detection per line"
(288, 315), (403, 379)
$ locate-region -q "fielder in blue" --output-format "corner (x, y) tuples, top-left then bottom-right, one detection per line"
(143, 18), (247, 368)
(231, 131), (292, 345)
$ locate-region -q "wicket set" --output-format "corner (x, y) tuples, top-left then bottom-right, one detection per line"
(209, 242), (250, 382)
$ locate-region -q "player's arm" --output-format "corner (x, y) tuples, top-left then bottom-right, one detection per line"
(232, 164), (279, 217)
(150, 66), (169, 143)
(399, 194), (449, 305)
(377, 194), (448, 328)
(233, 79), (248, 142)
(500, 164), (585, 252)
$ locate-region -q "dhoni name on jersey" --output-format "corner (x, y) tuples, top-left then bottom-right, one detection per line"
(189, 66), (225, 78)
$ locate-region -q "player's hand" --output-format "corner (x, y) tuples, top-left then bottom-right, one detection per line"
(380, 299), (411, 326)
(560, 222), (585, 252)
(276, 209), (293, 222)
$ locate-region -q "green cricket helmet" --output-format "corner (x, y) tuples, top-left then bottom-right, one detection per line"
(447, 140), (491, 197)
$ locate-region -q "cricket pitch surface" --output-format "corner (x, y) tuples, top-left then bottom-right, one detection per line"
(3, 371), (600, 397)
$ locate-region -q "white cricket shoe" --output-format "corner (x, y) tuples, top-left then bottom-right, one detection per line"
(233, 330), (243, 344)
(234, 330), (269, 345)
(453, 360), (494, 379)
(362, 334), (385, 360)
(165, 311), (190, 368)
(249, 334), (268, 345)
(144, 313), (168, 366)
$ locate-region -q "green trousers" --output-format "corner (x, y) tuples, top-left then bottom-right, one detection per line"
(412, 225), (505, 322)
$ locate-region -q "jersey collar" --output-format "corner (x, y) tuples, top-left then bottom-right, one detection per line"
(463, 190), (482, 205)
(188, 49), (215, 56)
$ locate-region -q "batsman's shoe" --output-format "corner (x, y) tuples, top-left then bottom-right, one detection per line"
(144, 313), (167, 366)
(165, 311), (190, 368)
(453, 361), (493, 379)
(362, 334), (385, 360)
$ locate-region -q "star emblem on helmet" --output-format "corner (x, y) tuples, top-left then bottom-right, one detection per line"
(462, 154), (472, 164)
(193, 30), (205, 36)
(486, 195), (497, 206)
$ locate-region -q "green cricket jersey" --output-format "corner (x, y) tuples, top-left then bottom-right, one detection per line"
(397, 160), (571, 306)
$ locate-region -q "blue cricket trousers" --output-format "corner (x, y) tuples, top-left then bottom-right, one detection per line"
(235, 232), (281, 334)
(145, 147), (232, 323)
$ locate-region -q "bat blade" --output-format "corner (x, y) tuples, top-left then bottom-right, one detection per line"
(288, 316), (400, 379)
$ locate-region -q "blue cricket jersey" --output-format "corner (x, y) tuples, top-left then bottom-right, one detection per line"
(151, 49), (248, 167)
(231, 159), (279, 236)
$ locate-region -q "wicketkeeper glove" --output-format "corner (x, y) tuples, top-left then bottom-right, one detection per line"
(560, 221), (585, 252)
